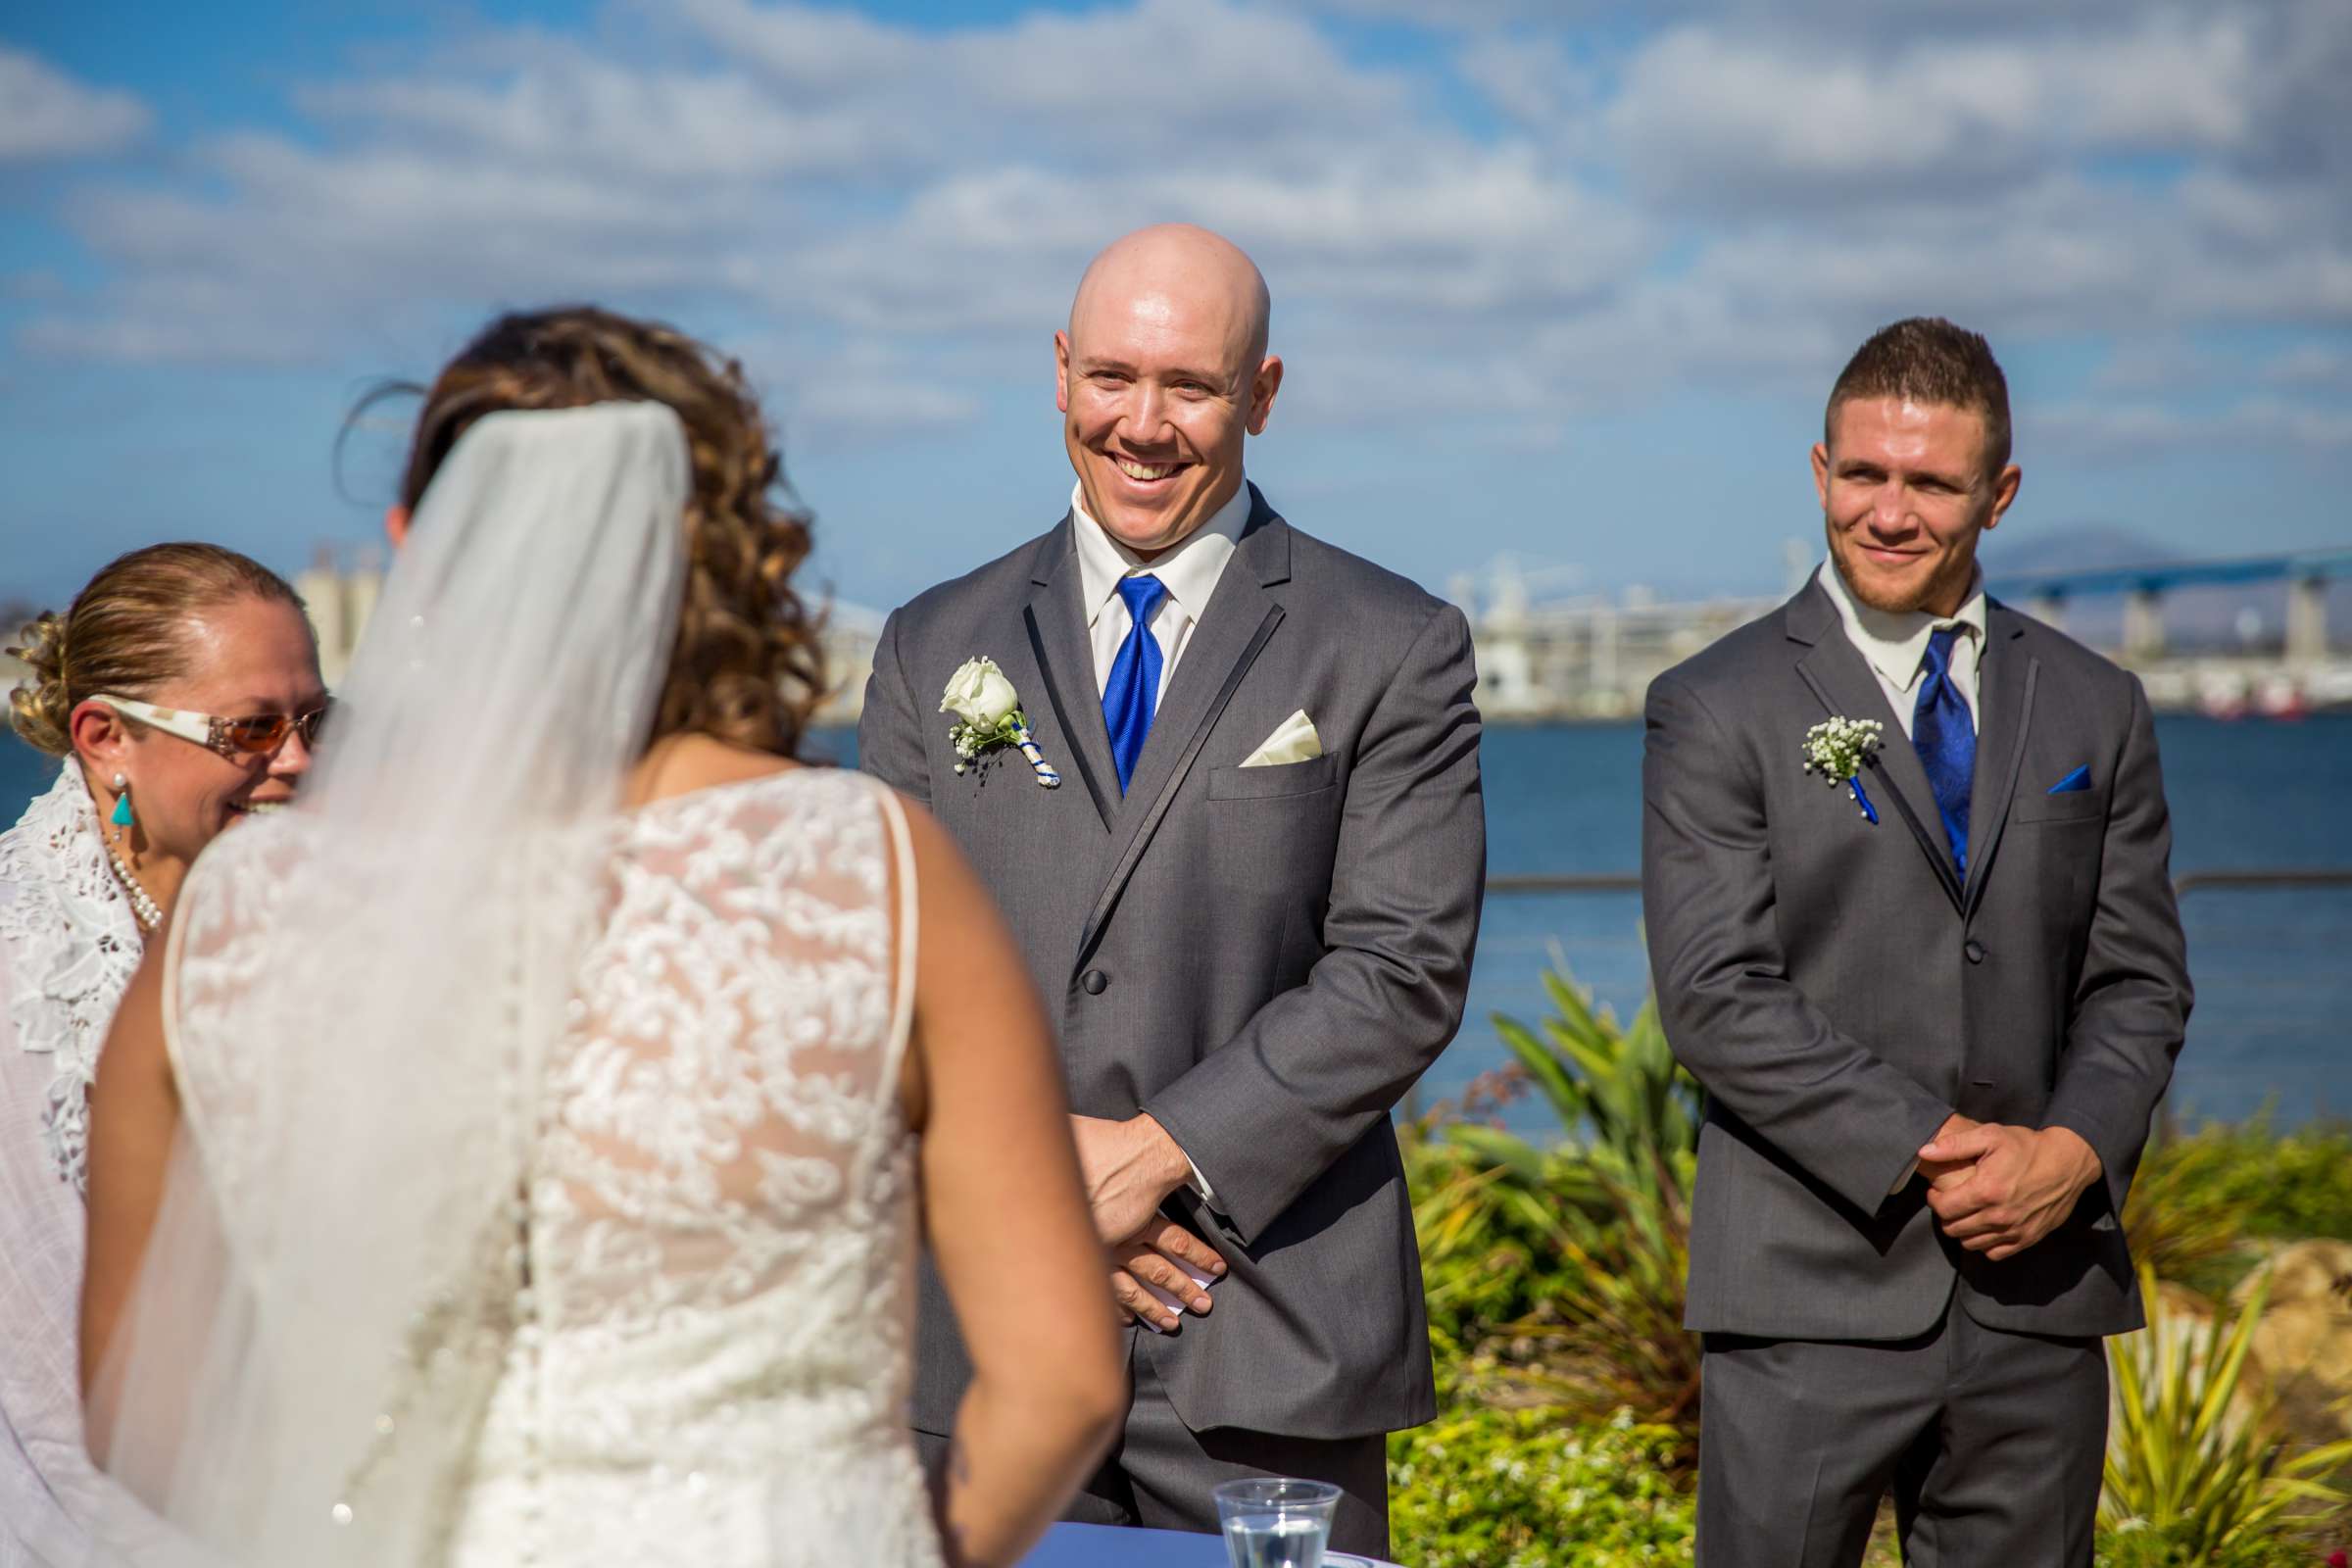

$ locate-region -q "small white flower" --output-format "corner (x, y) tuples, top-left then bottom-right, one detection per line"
(940, 657), (1019, 730)
(1801, 715), (1884, 785)
(938, 656), (1060, 789)
(1801, 715), (1885, 822)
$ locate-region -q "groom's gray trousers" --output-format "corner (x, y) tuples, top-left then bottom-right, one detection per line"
(1643, 581), (2189, 1567)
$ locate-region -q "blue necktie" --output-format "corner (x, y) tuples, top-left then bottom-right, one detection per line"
(1103, 575), (1167, 795)
(1913, 626), (1977, 876)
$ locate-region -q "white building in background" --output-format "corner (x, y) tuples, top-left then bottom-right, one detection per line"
(295, 545), (882, 725)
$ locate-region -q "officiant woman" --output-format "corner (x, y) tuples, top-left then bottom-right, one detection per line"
(0, 542), (325, 1566)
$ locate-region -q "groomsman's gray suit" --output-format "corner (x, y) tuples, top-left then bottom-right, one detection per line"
(859, 484), (1484, 1553)
(1642, 577), (2190, 1563)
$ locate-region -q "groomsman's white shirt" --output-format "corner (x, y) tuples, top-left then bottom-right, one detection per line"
(1817, 559), (1987, 739)
(1818, 558), (1988, 1194)
(1069, 478), (1256, 1214)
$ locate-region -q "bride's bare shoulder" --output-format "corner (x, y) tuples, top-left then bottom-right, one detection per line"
(622, 734), (804, 809)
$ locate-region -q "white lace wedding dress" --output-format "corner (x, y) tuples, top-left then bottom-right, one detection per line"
(165, 768), (946, 1566)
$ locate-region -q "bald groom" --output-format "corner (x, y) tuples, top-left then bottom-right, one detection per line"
(859, 224), (1485, 1553)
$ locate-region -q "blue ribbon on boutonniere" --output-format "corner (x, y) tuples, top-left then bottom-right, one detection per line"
(1802, 716), (1886, 825)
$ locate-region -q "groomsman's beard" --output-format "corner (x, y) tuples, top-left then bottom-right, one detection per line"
(1827, 522), (1984, 619)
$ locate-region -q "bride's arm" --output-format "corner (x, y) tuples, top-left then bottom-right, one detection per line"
(900, 804), (1123, 1568)
(76, 939), (176, 1439)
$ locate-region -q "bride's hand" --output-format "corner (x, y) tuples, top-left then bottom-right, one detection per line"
(1107, 1218), (1227, 1333)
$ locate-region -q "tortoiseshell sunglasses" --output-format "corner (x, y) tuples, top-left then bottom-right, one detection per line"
(94, 694), (331, 759)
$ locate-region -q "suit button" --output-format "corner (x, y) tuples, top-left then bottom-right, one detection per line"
(1964, 940), (1986, 964)
(1081, 969), (1109, 995)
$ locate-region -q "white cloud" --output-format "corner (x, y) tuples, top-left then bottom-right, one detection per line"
(12, 0), (2352, 460)
(1605, 13), (2256, 206)
(0, 48), (150, 163)
(2040, 398), (2352, 455)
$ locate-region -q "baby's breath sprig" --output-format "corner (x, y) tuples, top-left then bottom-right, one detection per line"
(1801, 716), (1885, 823)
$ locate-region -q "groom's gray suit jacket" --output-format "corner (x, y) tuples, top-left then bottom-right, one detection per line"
(1642, 578), (2190, 1343)
(860, 485), (1484, 1440)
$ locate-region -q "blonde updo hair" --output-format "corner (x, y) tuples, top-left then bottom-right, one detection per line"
(357, 305), (823, 759)
(7, 543), (309, 759)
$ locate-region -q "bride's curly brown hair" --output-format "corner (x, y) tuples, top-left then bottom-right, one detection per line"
(362, 305), (823, 758)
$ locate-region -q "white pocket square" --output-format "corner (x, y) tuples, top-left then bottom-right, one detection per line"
(1241, 710), (1322, 767)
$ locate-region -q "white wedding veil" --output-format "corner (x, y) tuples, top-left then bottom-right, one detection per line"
(84, 401), (691, 1565)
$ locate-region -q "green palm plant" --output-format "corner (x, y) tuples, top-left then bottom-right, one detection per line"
(1405, 954), (1705, 1446)
(2100, 1262), (2352, 1557)
(1490, 948), (1702, 1181)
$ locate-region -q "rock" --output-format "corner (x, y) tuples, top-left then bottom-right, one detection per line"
(2234, 1240), (2352, 1446)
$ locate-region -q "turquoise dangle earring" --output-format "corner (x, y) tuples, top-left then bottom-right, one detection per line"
(103, 773), (163, 933)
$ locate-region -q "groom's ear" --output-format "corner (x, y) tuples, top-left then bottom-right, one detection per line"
(1054, 331), (1073, 415)
(383, 505), (411, 551)
(1246, 355), (1284, 436)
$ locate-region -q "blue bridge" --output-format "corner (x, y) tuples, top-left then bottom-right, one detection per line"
(1989, 547), (2352, 661)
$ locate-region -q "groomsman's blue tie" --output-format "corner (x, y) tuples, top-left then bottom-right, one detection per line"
(1103, 574), (1168, 795)
(1913, 626), (1976, 876)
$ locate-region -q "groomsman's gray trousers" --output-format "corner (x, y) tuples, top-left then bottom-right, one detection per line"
(916, 1330), (1390, 1557)
(1697, 1302), (2107, 1567)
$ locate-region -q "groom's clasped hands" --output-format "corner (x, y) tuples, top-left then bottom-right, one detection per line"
(1068, 1112), (1227, 1333)
(1916, 1112), (2105, 1262)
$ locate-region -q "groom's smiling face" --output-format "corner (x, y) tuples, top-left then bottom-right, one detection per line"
(1055, 225), (1282, 559)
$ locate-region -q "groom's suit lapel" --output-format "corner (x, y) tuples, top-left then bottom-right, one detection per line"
(1787, 579), (1966, 914)
(1076, 489), (1290, 962)
(1022, 517), (1119, 832)
(1960, 604), (2038, 919)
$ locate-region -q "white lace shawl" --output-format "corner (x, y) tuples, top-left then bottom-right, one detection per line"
(0, 760), (143, 1196)
(0, 760), (145, 1564)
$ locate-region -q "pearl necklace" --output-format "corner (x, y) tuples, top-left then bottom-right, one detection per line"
(105, 837), (164, 934)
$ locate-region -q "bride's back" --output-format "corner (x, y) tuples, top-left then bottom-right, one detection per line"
(446, 765), (938, 1563)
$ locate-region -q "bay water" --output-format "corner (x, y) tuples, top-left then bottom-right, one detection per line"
(7, 711), (2343, 1129)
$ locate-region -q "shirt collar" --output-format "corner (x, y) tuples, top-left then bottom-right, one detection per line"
(1070, 479), (1251, 629)
(1817, 557), (1987, 693)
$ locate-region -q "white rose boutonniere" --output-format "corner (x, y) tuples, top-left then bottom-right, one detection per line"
(1801, 715), (1884, 822)
(941, 657), (1060, 788)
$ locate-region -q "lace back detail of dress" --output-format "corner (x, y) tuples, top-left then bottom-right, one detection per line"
(163, 767), (940, 1565)
(530, 765), (919, 1337)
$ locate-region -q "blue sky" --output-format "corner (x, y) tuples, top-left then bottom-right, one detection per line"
(5, 0), (2350, 620)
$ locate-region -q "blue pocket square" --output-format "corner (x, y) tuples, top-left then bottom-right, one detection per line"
(2048, 765), (2092, 795)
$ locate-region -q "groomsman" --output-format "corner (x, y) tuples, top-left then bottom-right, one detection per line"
(859, 223), (1484, 1555)
(1642, 318), (2190, 1565)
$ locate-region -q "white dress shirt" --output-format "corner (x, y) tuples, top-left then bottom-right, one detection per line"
(1817, 558), (1987, 741)
(1818, 560), (1987, 1193)
(1068, 479), (1254, 1217)
(1070, 479), (1251, 702)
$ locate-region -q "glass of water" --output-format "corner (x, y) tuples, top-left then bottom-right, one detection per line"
(1212, 1477), (1342, 1568)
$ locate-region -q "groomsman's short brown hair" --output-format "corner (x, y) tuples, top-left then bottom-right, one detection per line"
(1828, 318), (2012, 478)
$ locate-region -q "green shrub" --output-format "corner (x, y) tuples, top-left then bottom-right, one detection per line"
(1389, 1406), (1696, 1568)
(2093, 1519), (2324, 1566)
(1408, 958), (1703, 1440)
(2101, 1262), (2352, 1557)
(2128, 1118), (2352, 1298)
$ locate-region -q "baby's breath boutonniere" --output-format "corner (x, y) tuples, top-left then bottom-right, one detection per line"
(941, 657), (1060, 788)
(1802, 716), (1884, 823)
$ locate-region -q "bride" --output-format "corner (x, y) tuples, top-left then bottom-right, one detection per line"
(75, 307), (1123, 1567)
